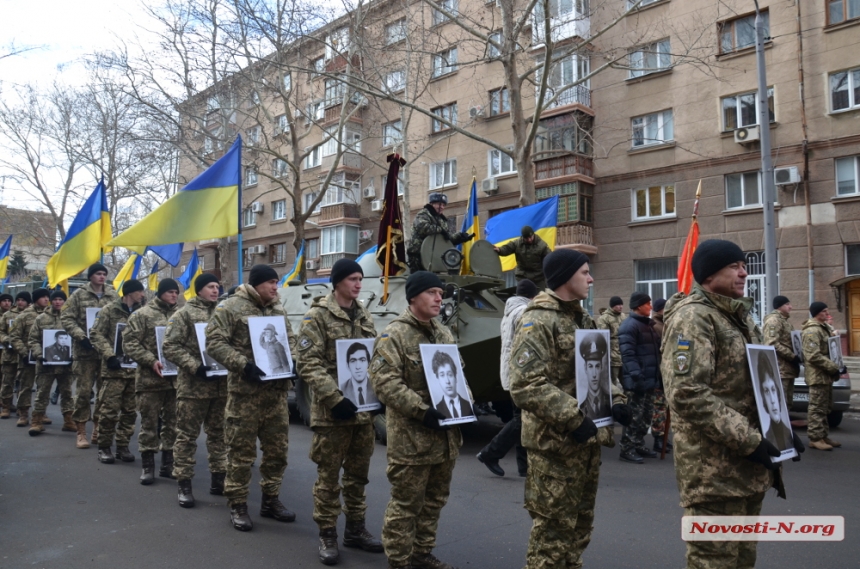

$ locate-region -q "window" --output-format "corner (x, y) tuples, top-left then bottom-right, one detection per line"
(431, 103), (457, 133)
(432, 0), (458, 25)
(489, 148), (516, 177)
(432, 48), (458, 78)
(322, 127), (361, 157)
(306, 101), (324, 122)
(271, 243), (287, 264)
(487, 31), (502, 58)
(719, 11), (768, 54)
(847, 244), (860, 275)
(830, 67), (860, 112)
(629, 39), (671, 78)
(633, 185), (675, 220)
(203, 137), (214, 155)
(275, 114), (289, 135)
(725, 171), (762, 209)
(383, 121), (402, 147)
(322, 173), (360, 206)
(628, 0), (662, 7)
(385, 19), (406, 44)
(307, 238), (320, 259)
(431, 159), (457, 189)
(273, 158), (288, 178)
(635, 258), (678, 300)
(245, 167), (258, 187)
(539, 54), (590, 108)
(382, 173), (405, 196)
(325, 77), (347, 107)
(490, 87), (510, 115)
(304, 191), (321, 214)
(829, 0), (860, 24)
(836, 156), (860, 196)
(282, 73), (292, 92)
(631, 110), (674, 147)
(321, 225), (360, 255)
(206, 96), (219, 112)
(272, 199), (287, 221)
(249, 91), (260, 107)
(536, 182), (593, 223)
(243, 207), (257, 227)
(248, 125), (261, 144)
(534, 113), (592, 155)
(326, 27), (350, 60)
(304, 146), (321, 169)
(532, 0), (590, 44)
(385, 70), (406, 93)
(311, 57), (325, 77)
(721, 88), (774, 131)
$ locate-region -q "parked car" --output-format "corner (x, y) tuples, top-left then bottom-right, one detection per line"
(792, 366), (851, 428)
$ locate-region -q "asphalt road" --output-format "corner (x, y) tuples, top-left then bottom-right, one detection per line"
(2, 408), (859, 569)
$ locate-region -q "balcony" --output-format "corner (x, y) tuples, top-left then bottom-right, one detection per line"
(532, 13), (590, 45)
(319, 252), (357, 273)
(325, 54), (361, 73)
(555, 222), (596, 255)
(323, 103), (364, 125)
(545, 84), (591, 111)
(319, 202), (360, 226)
(534, 154), (594, 184)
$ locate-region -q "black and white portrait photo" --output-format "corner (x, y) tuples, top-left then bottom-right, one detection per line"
(155, 326), (178, 376)
(86, 307), (101, 339)
(575, 329), (613, 427)
(828, 336), (843, 369)
(335, 339), (380, 412)
(419, 344), (475, 426)
(249, 316), (294, 380)
(42, 329), (72, 365)
(115, 323), (137, 369)
(790, 330), (804, 364)
(746, 345), (796, 461)
(194, 323), (227, 377)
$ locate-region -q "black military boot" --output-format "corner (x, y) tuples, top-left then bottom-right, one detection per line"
(210, 472), (226, 495)
(140, 451), (156, 485)
(260, 494), (296, 522)
(318, 527), (339, 565)
(97, 447), (115, 464)
(411, 552), (459, 569)
(636, 447), (658, 459)
(653, 435), (673, 453)
(159, 450), (175, 478)
(619, 450), (643, 464)
(115, 446), (135, 462)
(230, 502), (253, 531)
(343, 519), (383, 552)
(178, 479), (195, 508)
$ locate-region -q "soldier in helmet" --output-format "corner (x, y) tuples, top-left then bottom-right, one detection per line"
(406, 193), (474, 273)
(579, 331), (611, 421)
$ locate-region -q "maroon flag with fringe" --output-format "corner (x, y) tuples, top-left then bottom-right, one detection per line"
(376, 154), (408, 300)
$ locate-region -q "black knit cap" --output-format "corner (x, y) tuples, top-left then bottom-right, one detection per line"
(629, 291), (651, 310)
(330, 258), (363, 287)
(157, 278), (180, 298)
(773, 295), (790, 310)
(0, 293), (12, 303)
(87, 262), (108, 279)
(249, 264), (279, 287)
(122, 279), (144, 296)
(50, 290), (67, 301)
(15, 291), (31, 304)
(609, 296), (623, 308)
(32, 288), (50, 303)
(691, 239), (745, 284)
(543, 249), (589, 291)
(521, 225), (534, 238)
(809, 301), (827, 318)
(195, 273), (220, 294)
(652, 298), (667, 313)
(406, 271), (444, 302)
(516, 279), (538, 299)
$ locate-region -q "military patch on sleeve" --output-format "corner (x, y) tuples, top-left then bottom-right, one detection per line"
(676, 335), (690, 351)
(216, 302), (225, 310)
(303, 316), (312, 321)
(370, 356), (387, 373)
(298, 335), (313, 351)
(379, 333), (389, 341)
(673, 351), (691, 374)
(514, 346), (534, 367)
(522, 322), (533, 330)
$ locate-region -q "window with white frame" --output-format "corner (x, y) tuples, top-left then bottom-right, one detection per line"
(382, 173), (405, 196)
(243, 207), (257, 227)
(385, 19), (407, 44)
(383, 121), (402, 147)
(431, 159), (457, 189)
(490, 87), (510, 115)
(246, 167), (258, 187)
(322, 173), (360, 206)
(635, 258), (678, 299)
(431, 103), (457, 133)
(633, 185), (675, 220)
(248, 125), (261, 144)
(275, 114), (289, 135)
(432, 0), (458, 25)
(487, 31), (502, 58)
(282, 73), (292, 92)
(272, 199), (287, 221)
(304, 191), (321, 214)
(273, 158), (288, 178)
(306, 101), (324, 122)
(326, 27), (350, 60)
(432, 48), (458, 78)
(305, 146), (321, 169)
(324, 77), (347, 107)
(719, 11), (768, 54)
(631, 110), (674, 147)
(830, 67), (860, 112)
(321, 225), (360, 255)
(725, 171), (762, 209)
(307, 238), (320, 259)
(721, 88), (774, 131)
(322, 127), (361, 157)
(271, 243), (287, 264)
(539, 54), (590, 108)
(836, 156), (860, 196)
(249, 91), (260, 107)
(534, 113), (592, 156)
(311, 57), (325, 77)
(489, 148), (516, 177)
(385, 70), (406, 93)
(629, 39), (671, 78)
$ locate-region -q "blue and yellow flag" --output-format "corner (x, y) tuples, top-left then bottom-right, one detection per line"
(280, 241), (305, 287)
(177, 248), (202, 300)
(459, 178), (480, 275)
(113, 254), (142, 293)
(109, 138), (241, 248)
(46, 179), (113, 287)
(148, 260), (161, 291)
(0, 235), (12, 281)
(484, 196), (559, 272)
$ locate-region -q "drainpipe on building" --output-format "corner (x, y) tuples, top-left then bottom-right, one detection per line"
(795, 0), (815, 305)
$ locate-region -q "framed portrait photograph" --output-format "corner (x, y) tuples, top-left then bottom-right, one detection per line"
(745, 345), (796, 462)
(575, 329), (613, 428)
(42, 329), (72, 365)
(790, 330), (804, 364)
(419, 344), (476, 426)
(828, 336), (843, 369)
(155, 326), (178, 377)
(248, 316), (295, 380)
(335, 338), (380, 412)
(115, 322), (137, 369)
(194, 323), (227, 377)
(86, 307), (101, 339)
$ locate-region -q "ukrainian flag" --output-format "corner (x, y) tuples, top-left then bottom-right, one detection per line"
(280, 241), (305, 287)
(109, 138), (241, 248)
(459, 178), (480, 275)
(114, 254), (142, 293)
(148, 260), (161, 291)
(0, 235), (11, 281)
(47, 179), (113, 287)
(177, 248), (202, 300)
(484, 196), (559, 273)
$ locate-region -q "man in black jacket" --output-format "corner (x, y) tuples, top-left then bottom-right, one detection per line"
(618, 291), (661, 463)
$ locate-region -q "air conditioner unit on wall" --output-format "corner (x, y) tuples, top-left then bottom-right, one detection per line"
(482, 177), (499, 195)
(371, 199), (383, 212)
(774, 166), (801, 185)
(252, 245), (266, 255)
(469, 105), (485, 119)
(251, 201), (264, 213)
(734, 126), (760, 145)
(305, 259), (319, 270)
(362, 186), (376, 200)
(359, 229), (373, 241)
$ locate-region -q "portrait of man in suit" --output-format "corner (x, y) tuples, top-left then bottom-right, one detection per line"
(432, 350), (473, 419)
(758, 353), (792, 451)
(340, 341), (378, 407)
(578, 331), (611, 421)
(44, 330), (72, 364)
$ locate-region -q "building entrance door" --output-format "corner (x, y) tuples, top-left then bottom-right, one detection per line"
(847, 279), (860, 356)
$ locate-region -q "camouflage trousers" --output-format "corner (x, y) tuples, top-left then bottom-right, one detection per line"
(524, 447), (600, 569)
(224, 389), (289, 507)
(382, 460), (455, 566)
(136, 389), (177, 453)
(651, 388), (667, 437)
(97, 377), (136, 448)
(683, 492), (764, 569)
(172, 396), (228, 481)
(33, 371), (73, 415)
(807, 384), (833, 442)
(620, 390), (655, 453)
(15, 364), (36, 410)
(310, 423), (375, 529)
(0, 362), (18, 404)
(72, 358), (101, 423)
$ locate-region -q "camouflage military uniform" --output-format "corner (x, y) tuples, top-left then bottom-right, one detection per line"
(206, 284), (296, 507)
(123, 298), (179, 454)
(0, 307), (23, 414)
(661, 286), (779, 569)
(495, 235), (551, 291)
(162, 295), (228, 481)
(763, 309), (801, 407)
(596, 308), (624, 390)
(801, 319), (840, 442)
(9, 304), (47, 412)
(90, 299), (139, 449)
(370, 308), (462, 567)
(61, 283), (118, 425)
(297, 292), (377, 530)
(407, 205), (469, 273)
(28, 306), (74, 418)
(650, 313), (667, 437)
(509, 290), (624, 569)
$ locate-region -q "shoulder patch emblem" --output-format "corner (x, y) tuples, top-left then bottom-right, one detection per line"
(674, 351), (691, 374)
(677, 335), (690, 351)
(380, 334), (389, 341)
(516, 348), (533, 367)
(298, 335), (312, 350)
(303, 316), (312, 321)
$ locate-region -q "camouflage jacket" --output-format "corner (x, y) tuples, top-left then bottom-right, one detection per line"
(370, 308), (462, 465)
(90, 299), (140, 380)
(297, 293), (376, 427)
(406, 205), (469, 263)
(61, 283), (119, 361)
(509, 290), (624, 478)
(661, 285), (776, 508)
(28, 307), (71, 375)
(9, 304), (47, 364)
(763, 310), (800, 381)
(163, 296), (227, 400)
(801, 319), (839, 386)
(495, 235), (551, 285)
(596, 309), (625, 367)
(124, 298), (178, 392)
(0, 306), (24, 364)
(206, 284), (296, 395)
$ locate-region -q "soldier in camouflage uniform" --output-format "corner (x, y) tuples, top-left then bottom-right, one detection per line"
(762, 295), (801, 409)
(406, 193), (473, 274)
(90, 280), (144, 466)
(27, 290), (75, 435)
(493, 226), (551, 291)
(801, 301), (843, 451)
(124, 278), (180, 481)
(661, 240), (802, 569)
(649, 298), (671, 453)
(9, 289), (49, 428)
(162, 273), (228, 508)
(206, 265), (297, 532)
(0, 292), (30, 419)
(509, 250), (630, 569)
(596, 296), (624, 390)
(61, 263), (118, 448)
(0, 292), (11, 411)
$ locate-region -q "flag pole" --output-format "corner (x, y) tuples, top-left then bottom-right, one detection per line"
(236, 138), (244, 285)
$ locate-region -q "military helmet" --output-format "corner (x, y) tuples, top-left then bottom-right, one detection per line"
(428, 192), (448, 205)
(579, 332), (607, 361)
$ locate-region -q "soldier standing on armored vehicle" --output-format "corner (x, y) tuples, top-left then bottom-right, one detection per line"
(493, 226), (550, 291)
(407, 193), (474, 273)
(0, 291), (30, 419)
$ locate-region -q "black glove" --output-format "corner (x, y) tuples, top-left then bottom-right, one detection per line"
(612, 404), (633, 427)
(422, 408), (449, 431)
(838, 366), (848, 376)
(745, 439), (781, 471)
(195, 365), (212, 379)
(106, 356), (122, 370)
(570, 416), (598, 444)
(791, 431), (805, 462)
(242, 362), (267, 383)
(792, 356), (802, 366)
(441, 230), (452, 242)
(80, 338), (94, 351)
(331, 398), (358, 420)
